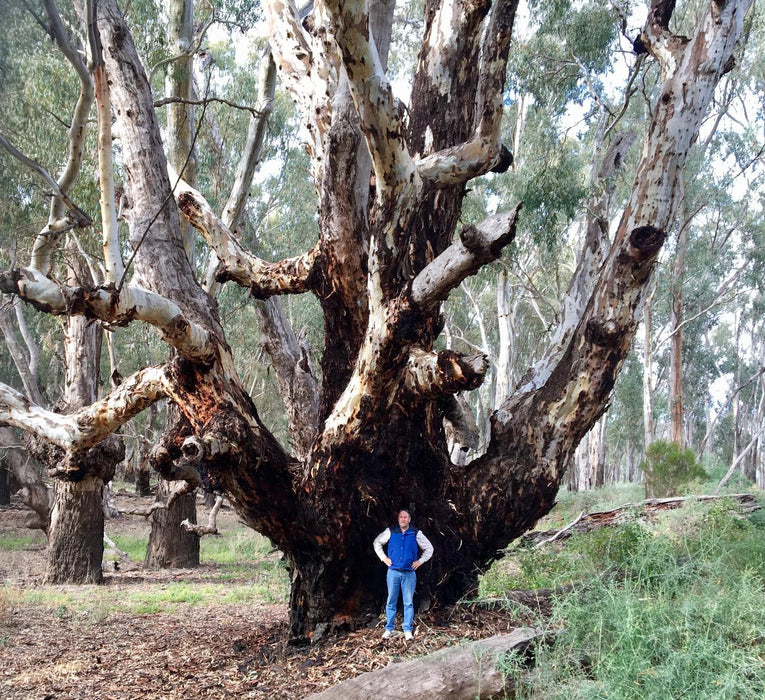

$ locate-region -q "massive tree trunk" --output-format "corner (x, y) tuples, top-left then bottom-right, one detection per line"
(0, 0), (753, 640)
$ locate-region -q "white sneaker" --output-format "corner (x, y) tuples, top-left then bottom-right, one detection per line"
(382, 630), (392, 639)
(404, 631), (413, 641)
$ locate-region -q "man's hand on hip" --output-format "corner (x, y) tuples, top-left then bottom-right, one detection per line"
(384, 557), (392, 567)
(411, 560), (421, 570)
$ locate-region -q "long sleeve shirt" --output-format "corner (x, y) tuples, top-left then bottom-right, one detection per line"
(373, 526), (434, 568)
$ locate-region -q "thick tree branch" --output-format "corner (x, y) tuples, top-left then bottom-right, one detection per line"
(0, 268), (216, 361)
(173, 175), (320, 297)
(0, 366), (168, 452)
(411, 206), (521, 308)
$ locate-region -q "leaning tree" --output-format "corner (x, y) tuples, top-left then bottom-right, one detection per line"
(0, 0), (753, 639)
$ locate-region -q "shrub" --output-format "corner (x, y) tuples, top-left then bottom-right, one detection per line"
(641, 440), (707, 498)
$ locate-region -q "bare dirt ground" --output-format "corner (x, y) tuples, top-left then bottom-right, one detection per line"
(0, 493), (522, 699)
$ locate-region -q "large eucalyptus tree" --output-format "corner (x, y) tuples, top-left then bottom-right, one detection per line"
(0, 0), (753, 639)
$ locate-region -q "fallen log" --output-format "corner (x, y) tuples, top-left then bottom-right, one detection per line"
(304, 627), (549, 700)
(521, 493), (761, 547)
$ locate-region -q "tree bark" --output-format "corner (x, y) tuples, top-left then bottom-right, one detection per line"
(45, 476), (107, 584)
(0, 460), (10, 506)
(669, 223), (687, 446)
(144, 478), (200, 569)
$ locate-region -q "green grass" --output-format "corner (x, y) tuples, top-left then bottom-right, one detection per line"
(2, 522), (289, 616)
(1, 572), (289, 616)
(488, 492), (765, 699)
(103, 534), (148, 561)
(0, 532), (47, 551)
(200, 527), (275, 564)
(104, 521), (276, 566)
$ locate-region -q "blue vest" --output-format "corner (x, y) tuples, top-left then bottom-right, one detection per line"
(388, 526), (419, 571)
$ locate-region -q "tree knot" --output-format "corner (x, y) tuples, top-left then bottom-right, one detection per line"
(629, 225), (666, 259)
(585, 318), (623, 347)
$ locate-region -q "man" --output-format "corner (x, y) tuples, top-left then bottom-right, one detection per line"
(373, 509), (434, 640)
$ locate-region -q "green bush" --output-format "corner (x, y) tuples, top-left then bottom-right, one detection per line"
(503, 501), (765, 699)
(641, 440), (708, 498)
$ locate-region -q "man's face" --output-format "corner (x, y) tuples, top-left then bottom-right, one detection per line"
(398, 511), (411, 530)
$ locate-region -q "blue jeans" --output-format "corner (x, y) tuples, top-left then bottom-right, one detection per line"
(385, 568), (416, 631)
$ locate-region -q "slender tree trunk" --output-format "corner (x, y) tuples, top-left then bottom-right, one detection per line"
(669, 224), (687, 446)
(643, 279), (657, 454)
(733, 314), (743, 470)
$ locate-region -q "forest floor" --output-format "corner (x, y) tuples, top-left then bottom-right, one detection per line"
(0, 492), (527, 699)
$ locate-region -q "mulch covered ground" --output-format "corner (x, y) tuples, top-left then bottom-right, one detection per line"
(0, 498), (527, 699)
(1, 596), (522, 699)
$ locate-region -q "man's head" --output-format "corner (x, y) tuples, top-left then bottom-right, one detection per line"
(398, 510), (411, 530)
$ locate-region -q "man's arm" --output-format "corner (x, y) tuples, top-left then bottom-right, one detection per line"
(412, 530), (434, 569)
(373, 528), (392, 565)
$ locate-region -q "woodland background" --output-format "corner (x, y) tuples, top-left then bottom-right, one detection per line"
(1, 0), (765, 696)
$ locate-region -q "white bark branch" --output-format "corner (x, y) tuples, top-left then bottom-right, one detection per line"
(0, 267), (216, 361)
(411, 206), (521, 308)
(173, 173), (320, 297)
(182, 494), (224, 536)
(0, 366), (168, 451)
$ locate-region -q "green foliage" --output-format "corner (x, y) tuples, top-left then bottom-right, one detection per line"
(491, 498), (765, 699)
(641, 440), (708, 498)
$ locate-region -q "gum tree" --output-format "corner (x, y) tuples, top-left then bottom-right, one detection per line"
(0, 0), (753, 639)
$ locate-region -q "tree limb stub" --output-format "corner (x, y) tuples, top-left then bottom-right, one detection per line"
(411, 205), (521, 308)
(305, 627), (549, 700)
(404, 348), (488, 399)
(416, 137), (511, 188)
